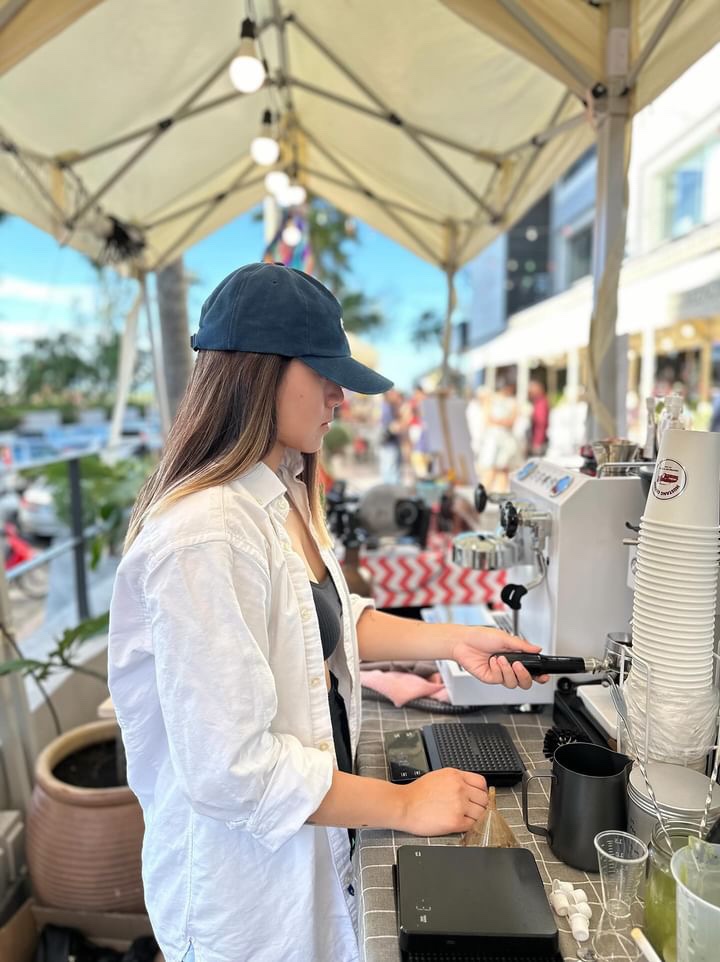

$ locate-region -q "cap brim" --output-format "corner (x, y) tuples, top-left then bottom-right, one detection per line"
(300, 355), (393, 395)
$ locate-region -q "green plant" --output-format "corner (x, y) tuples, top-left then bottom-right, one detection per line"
(0, 611), (109, 685)
(323, 422), (353, 457)
(0, 611), (110, 736)
(22, 452), (155, 567)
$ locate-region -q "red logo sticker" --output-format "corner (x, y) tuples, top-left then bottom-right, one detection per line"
(652, 458), (687, 500)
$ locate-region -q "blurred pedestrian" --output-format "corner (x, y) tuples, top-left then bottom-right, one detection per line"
(404, 385), (432, 478)
(480, 380), (519, 491)
(379, 388), (404, 484)
(527, 380), (549, 456)
(466, 385), (489, 475)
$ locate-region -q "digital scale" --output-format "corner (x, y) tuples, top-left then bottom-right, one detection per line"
(395, 845), (561, 961)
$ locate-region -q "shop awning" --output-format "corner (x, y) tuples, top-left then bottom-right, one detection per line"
(1, 0), (719, 273)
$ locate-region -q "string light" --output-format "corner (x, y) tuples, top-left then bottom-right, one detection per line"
(229, 17), (266, 93)
(265, 170), (290, 195)
(250, 110), (279, 165)
(276, 183), (307, 207)
(282, 221), (302, 246)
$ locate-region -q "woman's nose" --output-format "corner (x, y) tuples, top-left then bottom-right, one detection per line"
(328, 382), (345, 405)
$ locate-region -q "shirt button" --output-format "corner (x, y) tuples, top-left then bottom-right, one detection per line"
(319, 742), (331, 751)
(310, 676), (322, 688)
(301, 608), (311, 621)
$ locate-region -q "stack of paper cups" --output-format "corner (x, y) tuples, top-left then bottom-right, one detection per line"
(626, 429), (720, 768)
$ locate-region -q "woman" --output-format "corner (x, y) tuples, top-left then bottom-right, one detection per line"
(108, 263), (546, 962)
(480, 379), (520, 492)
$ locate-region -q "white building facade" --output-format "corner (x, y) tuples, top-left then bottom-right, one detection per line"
(463, 43), (720, 443)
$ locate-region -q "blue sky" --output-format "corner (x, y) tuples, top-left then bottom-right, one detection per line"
(0, 209), (471, 391)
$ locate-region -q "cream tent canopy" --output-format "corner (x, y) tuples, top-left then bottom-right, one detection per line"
(1, 0), (719, 423)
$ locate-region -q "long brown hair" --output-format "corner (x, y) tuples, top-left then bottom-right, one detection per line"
(124, 351), (331, 550)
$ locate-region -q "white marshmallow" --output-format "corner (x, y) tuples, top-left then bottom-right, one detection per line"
(549, 892), (571, 916)
(569, 912), (589, 942)
(570, 888), (589, 904)
(552, 879), (574, 894)
(573, 901), (592, 920)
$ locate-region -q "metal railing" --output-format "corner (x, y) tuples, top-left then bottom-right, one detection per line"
(4, 448), (106, 620)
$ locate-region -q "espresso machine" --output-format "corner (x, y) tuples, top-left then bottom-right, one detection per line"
(444, 459), (646, 709)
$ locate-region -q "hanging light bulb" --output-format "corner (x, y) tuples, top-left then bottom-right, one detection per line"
(250, 110), (279, 166)
(285, 184), (307, 206)
(265, 170), (290, 195)
(282, 221), (302, 246)
(229, 17), (266, 93)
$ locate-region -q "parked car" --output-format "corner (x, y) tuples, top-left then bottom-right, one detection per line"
(18, 477), (62, 540)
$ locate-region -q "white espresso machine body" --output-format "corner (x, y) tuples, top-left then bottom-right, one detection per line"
(439, 459), (646, 707)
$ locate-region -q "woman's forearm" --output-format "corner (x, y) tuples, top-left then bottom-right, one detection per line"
(308, 770), (406, 829)
(356, 607), (463, 662)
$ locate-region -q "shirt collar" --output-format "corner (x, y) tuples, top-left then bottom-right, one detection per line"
(230, 449), (305, 509)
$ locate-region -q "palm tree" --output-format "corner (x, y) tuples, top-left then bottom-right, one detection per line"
(155, 257), (193, 422)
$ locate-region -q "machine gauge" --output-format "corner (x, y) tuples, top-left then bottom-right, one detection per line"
(550, 475), (573, 497)
(516, 461), (538, 480)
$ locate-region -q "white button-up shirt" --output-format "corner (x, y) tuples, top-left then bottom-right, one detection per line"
(108, 453), (373, 962)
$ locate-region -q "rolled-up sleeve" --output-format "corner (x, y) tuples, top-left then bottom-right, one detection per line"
(349, 592), (374, 626)
(144, 539), (334, 852)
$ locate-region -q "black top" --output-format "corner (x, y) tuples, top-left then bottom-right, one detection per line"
(310, 573), (353, 776)
(310, 573), (342, 660)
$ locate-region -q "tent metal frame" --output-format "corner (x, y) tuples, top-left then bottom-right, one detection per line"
(0, 0), (697, 415)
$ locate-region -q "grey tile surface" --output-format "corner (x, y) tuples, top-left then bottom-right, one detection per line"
(355, 699), (638, 962)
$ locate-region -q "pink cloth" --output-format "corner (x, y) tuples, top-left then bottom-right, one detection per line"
(360, 669), (450, 707)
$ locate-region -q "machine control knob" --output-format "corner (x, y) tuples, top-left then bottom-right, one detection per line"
(501, 501), (519, 538)
(501, 583), (528, 610)
(474, 483), (489, 513)
(550, 474), (573, 497)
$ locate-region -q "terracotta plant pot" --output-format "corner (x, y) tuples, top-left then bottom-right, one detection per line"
(26, 719), (145, 912)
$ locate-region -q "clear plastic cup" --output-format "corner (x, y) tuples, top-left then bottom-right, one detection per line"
(595, 831), (649, 919)
(671, 842), (720, 961)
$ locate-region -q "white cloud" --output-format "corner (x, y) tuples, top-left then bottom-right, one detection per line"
(0, 275), (96, 311)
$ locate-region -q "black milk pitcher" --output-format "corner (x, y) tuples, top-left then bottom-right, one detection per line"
(522, 742), (632, 871)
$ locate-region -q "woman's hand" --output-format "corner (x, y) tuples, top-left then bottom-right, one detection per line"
(451, 627), (550, 690)
(397, 768), (488, 836)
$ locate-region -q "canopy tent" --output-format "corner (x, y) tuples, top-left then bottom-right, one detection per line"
(2, 0), (720, 808)
(1, 0), (719, 415)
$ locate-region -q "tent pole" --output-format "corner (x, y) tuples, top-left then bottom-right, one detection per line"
(66, 37), (264, 228)
(298, 124), (439, 263)
(287, 76), (500, 166)
(153, 161), (256, 269)
(499, 93), (573, 220)
(440, 223), (459, 389)
(0, 571), (35, 811)
(300, 167), (448, 227)
(142, 274), (172, 438)
(289, 15), (499, 219)
(109, 284), (142, 450)
(587, 0), (631, 439)
(496, 0), (596, 96)
(499, 111), (587, 158)
(144, 172), (265, 231)
(625, 0), (686, 91)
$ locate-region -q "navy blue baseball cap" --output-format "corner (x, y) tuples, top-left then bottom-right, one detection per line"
(191, 262), (393, 395)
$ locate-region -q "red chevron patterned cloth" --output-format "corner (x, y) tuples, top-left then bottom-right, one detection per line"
(359, 538), (507, 610)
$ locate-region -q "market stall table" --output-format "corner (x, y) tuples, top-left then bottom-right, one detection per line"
(354, 697), (640, 962)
